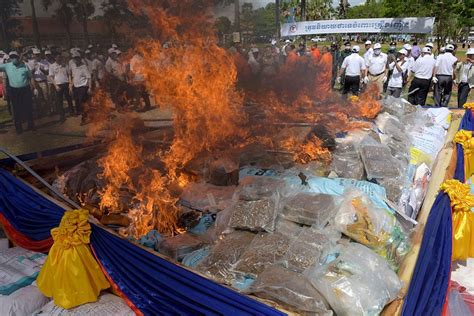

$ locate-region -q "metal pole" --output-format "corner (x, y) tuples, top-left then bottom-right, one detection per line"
(0, 147), (81, 209)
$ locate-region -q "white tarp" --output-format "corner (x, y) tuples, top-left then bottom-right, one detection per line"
(281, 17), (436, 36)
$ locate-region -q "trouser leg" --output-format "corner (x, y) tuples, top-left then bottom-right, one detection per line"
(408, 79), (420, 104)
(56, 84), (66, 120)
(441, 76), (453, 107)
(434, 76), (442, 106)
(9, 88), (23, 133)
(73, 86), (88, 114)
(417, 79), (431, 106)
(350, 76), (360, 95)
(458, 82), (470, 108)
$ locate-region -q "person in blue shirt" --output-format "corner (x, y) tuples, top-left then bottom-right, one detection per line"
(0, 51), (35, 134)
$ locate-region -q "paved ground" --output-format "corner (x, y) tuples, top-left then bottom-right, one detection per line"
(0, 99), (172, 157)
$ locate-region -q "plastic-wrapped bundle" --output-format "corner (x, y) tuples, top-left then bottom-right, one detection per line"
(229, 199), (279, 233)
(281, 193), (340, 228)
(233, 232), (293, 278)
(360, 144), (402, 180)
(333, 189), (410, 270)
(281, 227), (341, 272)
(158, 233), (207, 261)
(330, 153), (365, 180)
(196, 231), (255, 284)
(274, 217), (303, 236)
(249, 265), (332, 315)
(238, 176), (285, 201)
(307, 243), (402, 316)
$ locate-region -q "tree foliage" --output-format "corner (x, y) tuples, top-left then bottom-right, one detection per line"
(0, 0), (22, 48)
(240, 3), (277, 38)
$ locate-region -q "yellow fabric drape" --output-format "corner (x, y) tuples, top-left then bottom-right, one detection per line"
(37, 209), (110, 309)
(454, 130), (474, 180)
(463, 102), (474, 110)
(440, 180), (474, 261)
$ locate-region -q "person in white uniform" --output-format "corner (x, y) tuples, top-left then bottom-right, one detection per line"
(408, 46), (436, 105)
(403, 43), (415, 73)
(70, 51), (91, 119)
(455, 48), (474, 108)
(365, 42), (387, 96)
(363, 40), (373, 64)
(27, 48), (49, 116)
(48, 54), (73, 120)
(433, 44), (458, 107)
(339, 45), (367, 96)
(386, 48), (409, 98)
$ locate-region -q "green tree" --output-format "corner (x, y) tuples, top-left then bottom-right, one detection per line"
(306, 0), (334, 20)
(337, 0), (350, 19)
(0, 0), (21, 48)
(43, 0), (74, 47)
(70, 0), (95, 44)
(214, 16), (232, 36)
(30, 0), (41, 47)
(100, 0), (132, 43)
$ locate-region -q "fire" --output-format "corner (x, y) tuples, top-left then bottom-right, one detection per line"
(83, 1), (382, 238)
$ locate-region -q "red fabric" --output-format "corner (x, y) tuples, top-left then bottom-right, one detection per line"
(449, 281), (474, 315)
(0, 213), (53, 253)
(91, 245), (143, 316)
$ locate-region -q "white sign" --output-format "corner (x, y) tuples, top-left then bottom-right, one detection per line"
(281, 17), (436, 36)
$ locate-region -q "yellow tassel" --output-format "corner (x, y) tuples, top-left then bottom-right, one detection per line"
(440, 179), (474, 261)
(454, 130), (474, 180)
(37, 209), (110, 309)
(463, 102), (474, 110)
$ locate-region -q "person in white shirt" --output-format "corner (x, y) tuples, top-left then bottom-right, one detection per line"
(363, 40), (373, 64)
(27, 48), (50, 116)
(105, 48), (125, 80)
(403, 43), (415, 73)
(455, 48), (474, 108)
(365, 42), (387, 97)
(129, 51), (152, 111)
(433, 44), (458, 107)
(408, 47), (436, 105)
(84, 50), (94, 76)
(105, 48), (127, 110)
(339, 45), (367, 96)
(386, 49), (410, 98)
(70, 52), (91, 119)
(48, 54), (73, 121)
(92, 53), (105, 89)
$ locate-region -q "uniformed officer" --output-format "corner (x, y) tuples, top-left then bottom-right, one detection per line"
(339, 45), (367, 96)
(408, 46), (436, 105)
(455, 48), (474, 108)
(386, 48), (409, 98)
(0, 51), (35, 133)
(433, 44), (458, 107)
(365, 43), (387, 96)
(363, 40), (373, 64)
(403, 43), (415, 73)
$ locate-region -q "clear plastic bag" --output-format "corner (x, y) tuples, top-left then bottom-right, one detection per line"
(233, 232), (293, 278)
(334, 189), (410, 270)
(274, 217), (303, 237)
(306, 243), (402, 316)
(237, 176), (285, 201)
(280, 227), (341, 272)
(330, 153), (365, 180)
(249, 264), (332, 315)
(281, 193), (340, 228)
(196, 231), (255, 285)
(229, 197), (279, 233)
(359, 143), (402, 180)
(158, 233), (207, 261)
(179, 182), (237, 212)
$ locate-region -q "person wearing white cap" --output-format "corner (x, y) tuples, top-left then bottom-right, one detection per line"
(92, 52), (105, 89)
(339, 45), (367, 96)
(129, 50), (152, 111)
(408, 46), (436, 105)
(27, 48), (50, 116)
(426, 42), (434, 50)
(403, 43), (415, 73)
(105, 48), (127, 109)
(84, 49), (94, 77)
(433, 43), (458, 107)
(49, 54), (73, 121)
(455, 48), (474, 108)
(0, 51), (35, 133)
(386, 48), (409, 98)
(363, 40), (373, 64)
(365, 43), (387, 96)
(281, 39), (291, 57)
(70, 51), (91, 122)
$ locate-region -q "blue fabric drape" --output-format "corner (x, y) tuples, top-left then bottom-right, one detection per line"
(90, 225), (286, 316)
(454, 144), (465, 182)
(402, 192), (452, 316)
(460, 109), (474, 131)
(0, 169), (63, 240)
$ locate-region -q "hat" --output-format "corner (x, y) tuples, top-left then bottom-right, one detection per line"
(87, 44), (93, 49)
(108, 47), (116, 54)
(8, 51), (19, 57)
(44, 50), (52, 55)
(271, 39), (277, 45)
(311, 38), (318, 43)
(466, 48), (474, 55)
(352, 45), (360, 53)
(85, 49), (91, 54)
(422, 47), (431, 54)
(115, 49), (122, 55)
(0, 50), (5, 55)
(111, 44), (118, 49)
(426, 42), (434, 48)
(71, 51), (81, 58)
(344, 41), (351, 46)
(446, 44), (455, 51)
(285, 39), (291, 44)
(403, 44), (412, 50)
(398, 48), (408, 56)
(250, 47), (259, 53)
(373, 43), (382, 49)
(390, 42), (396, 46)
(365, 40), (372, 45)
(32, 48), (41, 54)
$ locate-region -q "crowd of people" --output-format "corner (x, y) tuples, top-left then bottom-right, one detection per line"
(0, 44), (151, 134)
(0, 38), (473, 134)
(236, 39), (474, 108)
